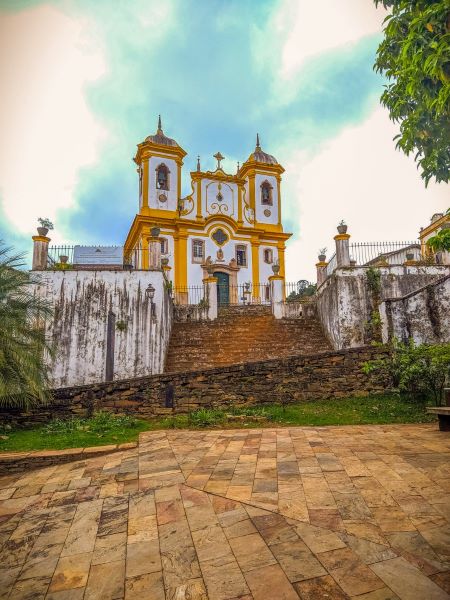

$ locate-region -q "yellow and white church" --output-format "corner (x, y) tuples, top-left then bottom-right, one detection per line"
(124, 118), (292, 303)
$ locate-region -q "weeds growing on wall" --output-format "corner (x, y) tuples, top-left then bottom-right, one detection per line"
(366, 267), (382, 295)
(363, 340), (450, 405)
(365, 267), (382, 342)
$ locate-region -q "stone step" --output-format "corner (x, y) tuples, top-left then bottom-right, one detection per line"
(165, 310), (331, 373)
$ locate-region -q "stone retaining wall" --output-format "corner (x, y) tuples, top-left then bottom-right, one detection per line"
(0, 347), (389, 426)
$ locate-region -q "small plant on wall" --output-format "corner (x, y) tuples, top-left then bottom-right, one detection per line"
(365, 267), (382, 342)
(116, 320), (128, 332)
(197, 298), (209, 310)
(38, 217), (54, 230)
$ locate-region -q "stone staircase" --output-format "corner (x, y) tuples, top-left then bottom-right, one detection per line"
(165, 305), (332, 373)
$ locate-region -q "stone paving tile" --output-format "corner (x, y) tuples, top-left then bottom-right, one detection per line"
(0, 424), (448, 599)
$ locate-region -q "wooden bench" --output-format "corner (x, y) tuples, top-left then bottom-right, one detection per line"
(427, 406), (450, 431)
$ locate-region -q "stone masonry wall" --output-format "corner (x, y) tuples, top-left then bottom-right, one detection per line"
(0, 347), (389, 425)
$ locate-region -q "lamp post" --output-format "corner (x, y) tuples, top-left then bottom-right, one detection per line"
(145, 283), (155, 374)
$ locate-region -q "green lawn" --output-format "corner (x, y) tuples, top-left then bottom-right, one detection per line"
(145, 394), (437, 430)
(0, 412), (150, 453)
(0, 395), (436, 453)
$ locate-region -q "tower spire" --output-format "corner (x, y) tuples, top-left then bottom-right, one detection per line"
(255, 133), (261, 150)
(157, 115), (163, 134)
(197, 155), (201, 172)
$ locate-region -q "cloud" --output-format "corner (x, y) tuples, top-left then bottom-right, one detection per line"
(0, 4), (106, 242)
(284, 106), (449, 282)
(277, 0), (386, 78)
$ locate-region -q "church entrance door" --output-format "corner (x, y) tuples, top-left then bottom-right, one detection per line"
(214, 271), (229, 306)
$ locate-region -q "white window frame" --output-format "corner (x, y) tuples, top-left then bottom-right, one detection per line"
(263, 248), (273, 264)
(160, 238), (168, 255)
(236, 244), (247, 267)
(192, 239), (205, 263)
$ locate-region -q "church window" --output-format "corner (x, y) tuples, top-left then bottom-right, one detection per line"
(265, 285), (271, 302)
(160, 238), (168, 254)
(156, 164), (170, 190)
(261, 180), (273, 205)
(264, 248), (273, 264)
(236, 244), (247, 267)
(192, 239), (205, 263)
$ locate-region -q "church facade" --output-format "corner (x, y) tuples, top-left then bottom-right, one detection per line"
(124, 118), (292, 303)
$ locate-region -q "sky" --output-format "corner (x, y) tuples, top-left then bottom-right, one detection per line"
(0, 0), (448, 281)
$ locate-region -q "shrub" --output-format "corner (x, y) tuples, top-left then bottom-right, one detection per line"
(363, 340), (450, 405)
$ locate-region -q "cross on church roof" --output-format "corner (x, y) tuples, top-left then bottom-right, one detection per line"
(213, 152), (224, 170)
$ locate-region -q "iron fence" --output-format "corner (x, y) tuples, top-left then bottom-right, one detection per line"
(46, 245), (173, 270)
(223, 283), (272, 305)
(47, 245), (76, 267)
(172, 286), (204, 306)
(349, 241), (421, 265)
(326, 253), (337, 277)
(284, 281), (316, 302)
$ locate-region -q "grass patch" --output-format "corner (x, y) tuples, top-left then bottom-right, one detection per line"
(0, 412), (149, 452)
(143, 394), (437, 430)
(0, 395), (437, 452)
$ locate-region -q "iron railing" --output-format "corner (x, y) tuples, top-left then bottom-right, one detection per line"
(349, 241), (421, 265)
(47, 245), (76, 267)
(172, 286), (204, 306)
(284, 281), (316, 302)
(46, 245), (172, 269)
(325, 253), (337, 277)
(223, 283), (271, 305)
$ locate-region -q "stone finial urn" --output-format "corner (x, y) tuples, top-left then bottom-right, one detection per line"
(37, 226), (48, 237)
(272, 263), (280, 274)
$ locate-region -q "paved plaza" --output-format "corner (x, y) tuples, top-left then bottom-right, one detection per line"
(0, 424), (449, 599)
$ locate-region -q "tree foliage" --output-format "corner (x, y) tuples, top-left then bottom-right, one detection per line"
(363, 339), (450, 405)
(0, 243), (53, 408)
(427, 207), (450, 253)
(286, 280), (316, 302)
(374, 0), (450, 185)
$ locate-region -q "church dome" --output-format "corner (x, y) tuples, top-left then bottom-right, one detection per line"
(245, 134), (278, 165)
(145, 116), (179, 147)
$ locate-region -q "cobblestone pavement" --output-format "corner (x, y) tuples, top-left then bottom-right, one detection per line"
(0, 424), (449, 599)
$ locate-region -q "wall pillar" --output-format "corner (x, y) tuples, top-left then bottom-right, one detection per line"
(316, 261), (328, 286)
(203, 276), (218, 320)
(270, 275), (284, 319)
(334, 233), (351, 268)
(147, 236), (161, 269)
(32, 235), (51, 270)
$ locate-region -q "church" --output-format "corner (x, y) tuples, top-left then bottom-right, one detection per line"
(124, 118), (292, 304)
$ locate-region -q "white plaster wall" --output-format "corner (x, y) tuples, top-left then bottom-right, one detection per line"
(380, 275), (450, 345)
(259, 245), (279, 284)
(202, 179), (238, 221)
(316, 265), (450, 349)
(35, 270), (172, 388)
(255, 173), (278, 225)
(148, 156), (178, 211)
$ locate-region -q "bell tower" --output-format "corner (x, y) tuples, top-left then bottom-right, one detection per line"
(134, 116), (187, 217)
